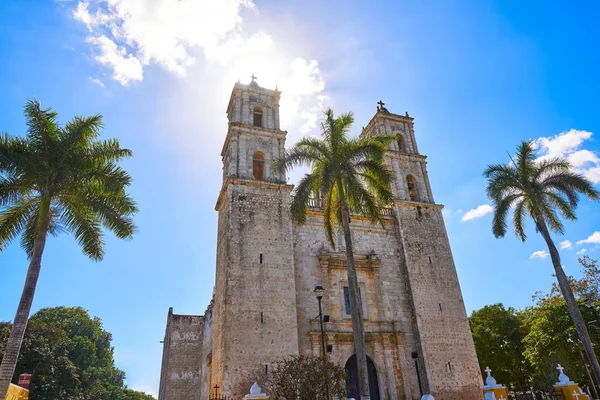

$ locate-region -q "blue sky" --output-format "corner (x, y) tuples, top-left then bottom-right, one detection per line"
(1, 0), (600, 396)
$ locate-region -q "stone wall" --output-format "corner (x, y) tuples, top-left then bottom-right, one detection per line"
(395, 202), (482, 399)
(211, 179), (300, 396)
(158, 308), (205, 400)
(293, 211), (423, 399)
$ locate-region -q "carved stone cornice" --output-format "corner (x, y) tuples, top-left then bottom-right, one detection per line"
(317, 250), (381, 271)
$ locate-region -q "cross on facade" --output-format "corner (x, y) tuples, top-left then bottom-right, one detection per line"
(213, 384), (220, 397)
(557, 364), (565, 374)
(377, 100), (385, 108)
(573, 390), (581, 399)
(485, 366), (492, 377)
(251, 74), (257, 83)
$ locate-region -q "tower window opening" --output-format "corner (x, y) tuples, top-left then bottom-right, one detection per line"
(253, 106), (263, 127)
(253, 152), (265, 181)
(406, 175), (417, 201)
(396, 134), (404, 152)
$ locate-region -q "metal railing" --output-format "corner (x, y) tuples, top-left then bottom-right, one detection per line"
(307, 198), (393, 217)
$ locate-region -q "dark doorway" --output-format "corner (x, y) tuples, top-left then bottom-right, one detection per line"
(345, 355), (381, 400)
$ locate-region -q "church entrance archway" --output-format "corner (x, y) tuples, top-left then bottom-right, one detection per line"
(345, 354), (381, 400)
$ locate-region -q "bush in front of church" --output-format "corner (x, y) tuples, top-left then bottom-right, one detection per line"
(235, 355), (347, 400)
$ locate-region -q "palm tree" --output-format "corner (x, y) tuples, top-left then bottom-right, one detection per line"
(0, 100), (138, 396)
(484, 140), (600, 388)
(275, 108), (395, 400)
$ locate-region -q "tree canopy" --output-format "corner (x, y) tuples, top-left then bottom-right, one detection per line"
(0, 306), (155, 400)
(470, 257), (600, 393)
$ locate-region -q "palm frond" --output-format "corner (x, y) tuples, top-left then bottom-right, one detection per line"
(544, 191), (576, 221)
(0, 197), (39, 251)
(274, 145), (327, 174)
(542, 171), (600, 203)
(491, 194), (522, 238)
(58, 199), (104, 261)
(512, 199), (527, 241)
(290, 174), (317, 225)
(24, 99), (59, 147)
(323, 183), (338, 249)
(20, 206), (63, 257)
(0, 133), (30, 175)
(0, 176), (33, 206)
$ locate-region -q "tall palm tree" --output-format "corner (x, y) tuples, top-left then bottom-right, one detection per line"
(275, 108), (395, 400)
(484, 140), (600, 388)
(0, 100), (138, 396)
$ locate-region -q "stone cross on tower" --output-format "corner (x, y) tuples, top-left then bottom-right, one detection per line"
(250, 74), (258, 83)
(377, 100), (385, 109)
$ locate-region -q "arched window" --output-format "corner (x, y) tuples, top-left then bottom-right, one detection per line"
(253, 106), (263, 127)
(252, 152), (265, 181)
(396, 134), (404, 152)
(406, 175), (417, 201)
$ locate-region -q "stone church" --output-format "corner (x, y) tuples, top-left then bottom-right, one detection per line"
(158, 80), (482, 400)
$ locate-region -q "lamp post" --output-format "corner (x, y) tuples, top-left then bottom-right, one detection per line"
(314, 285), (330, 400)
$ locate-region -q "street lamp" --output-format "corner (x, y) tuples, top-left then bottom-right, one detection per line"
(314, 285), (326, 357)
(314, 285), (330, 400)
(584, 298), (600, 329)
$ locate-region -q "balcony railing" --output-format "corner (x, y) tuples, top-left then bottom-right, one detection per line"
(307, 198), (393, 217)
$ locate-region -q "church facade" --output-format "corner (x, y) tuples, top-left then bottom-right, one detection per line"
(158, 81), (482, 400)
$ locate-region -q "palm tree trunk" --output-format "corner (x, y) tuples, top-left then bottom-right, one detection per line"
(340, 203), (371, 400)
(535, 216), (600, 394)
(0, 201), (49, 397)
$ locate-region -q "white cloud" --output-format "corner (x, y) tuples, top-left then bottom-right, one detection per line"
(72, 0), (326, 136)
(530, 250), (550, 259)
(577, 248), (587, 255)
(86, 35), (143, 85)
(577, 231), (600, 245)
(461, 204), (493, 222)
(89, 76), (105, 87)
(534, 129), (600, 183)
(560, 240), (572, 250)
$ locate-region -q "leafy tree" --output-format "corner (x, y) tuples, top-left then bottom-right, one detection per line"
(521, 295), (600, 393)
(484, 140), (600, 386)
(275, 109), (394, 399)
(0, 100), (138, 396)
(0, 307), (155, 400)
(242, 355), (347, 400)
(469, 304), (532, 389)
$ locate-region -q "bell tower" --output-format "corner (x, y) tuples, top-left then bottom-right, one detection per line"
(211, 79), (299, 397)
(362, 104), (482, 399)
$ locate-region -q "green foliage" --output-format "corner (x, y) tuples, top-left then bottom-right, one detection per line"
(471, 258), (600, 392)
(0, 99), (138, 258)
(521, 292), (600, 390)
(274, 108), (395, 248)
(0, 307), (155, 400)
(244, 355), (347, 400)
(469, 304), (532, 389)
(484, 140), (599, 240)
